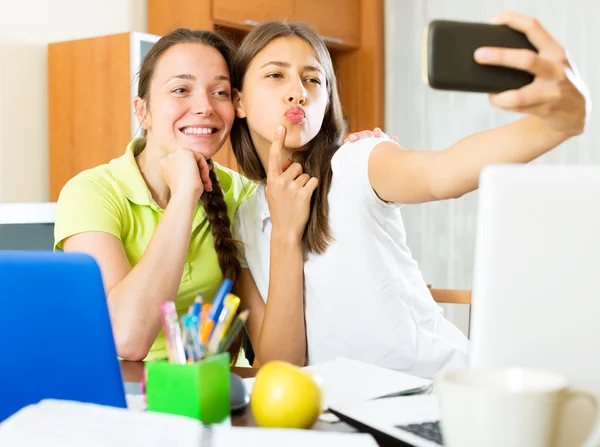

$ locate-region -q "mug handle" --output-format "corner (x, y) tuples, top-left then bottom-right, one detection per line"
(566, 388), (600, 447)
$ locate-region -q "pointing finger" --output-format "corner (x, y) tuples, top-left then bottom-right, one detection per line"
(268, 125), (286, 178)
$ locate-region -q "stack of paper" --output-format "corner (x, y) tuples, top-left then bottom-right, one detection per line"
(0, 400), (202, 447)
(244, 357), (432, 409)
(0, 399), (379, 447)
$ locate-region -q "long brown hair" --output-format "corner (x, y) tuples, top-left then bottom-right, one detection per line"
(231, 22), (346, 254)
(133, 28), (242, 363)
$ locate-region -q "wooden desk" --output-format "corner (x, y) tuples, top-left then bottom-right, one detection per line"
(120, 361), (360, 434)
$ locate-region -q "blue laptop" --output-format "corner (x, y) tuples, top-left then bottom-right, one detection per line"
(0, 250), (127, 421)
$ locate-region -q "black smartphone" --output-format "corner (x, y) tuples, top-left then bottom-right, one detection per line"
(423, 20), (538, 93)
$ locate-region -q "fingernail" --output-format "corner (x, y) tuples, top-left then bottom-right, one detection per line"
(474, 48), (491, 61)
(276, 125), (284, 134)
(349, 135), (357, 142)
(490, 14), (505, 24)
(492, 92), (515, 107)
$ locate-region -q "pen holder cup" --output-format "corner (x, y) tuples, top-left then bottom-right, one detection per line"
(145, 352), (230, 424)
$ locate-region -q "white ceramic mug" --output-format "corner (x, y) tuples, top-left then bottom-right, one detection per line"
(437, 367), (600, 447)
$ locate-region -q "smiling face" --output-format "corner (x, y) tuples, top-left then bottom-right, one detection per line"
(134, 42), (234, 159)
(234, 36), (329, 158)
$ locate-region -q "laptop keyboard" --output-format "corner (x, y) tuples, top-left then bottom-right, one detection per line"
(396, 421), (444, 445)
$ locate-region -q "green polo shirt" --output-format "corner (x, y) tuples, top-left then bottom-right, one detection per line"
(54, 138), (256, 360)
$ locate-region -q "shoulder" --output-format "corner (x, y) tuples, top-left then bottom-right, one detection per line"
(331, 136), (396, 185)
(331, 136), (395, 171)
(329, 137), (402, 209)
(58, 164), (122, 204)
(213, 163), (258, 208)
(233, 183), (265, 239)
(236, 181), (263, 216)
(54, 165), (126, 250)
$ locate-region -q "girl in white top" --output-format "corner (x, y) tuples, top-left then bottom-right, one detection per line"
(230, 13), (589, 378)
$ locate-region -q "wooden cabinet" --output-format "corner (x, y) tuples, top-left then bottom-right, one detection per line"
(48, 33), (142, 201)
(212, 0), (294, 28)
(294, 0), (360, 48)
(148, 0), (212, 36)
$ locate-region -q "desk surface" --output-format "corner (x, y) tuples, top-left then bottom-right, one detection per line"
(120, 361), (361, 435)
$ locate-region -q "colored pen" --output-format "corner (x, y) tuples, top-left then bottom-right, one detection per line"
(181, 314), (203, 361)
(160, 301), (186, 364)
(206, 294), (240, 355)
(200, 303), (211, 325)
(188, 294), (203, 319)
(217, 309), (250, 354)
(200, 278), (233, 344)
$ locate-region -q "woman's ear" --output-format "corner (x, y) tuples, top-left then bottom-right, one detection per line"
(232, 88), (247, 119)
(133, 96), (150, 129)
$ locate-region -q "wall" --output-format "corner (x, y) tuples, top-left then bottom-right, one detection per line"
(384, 0), (600, 333)
(0, 0), (147, 202)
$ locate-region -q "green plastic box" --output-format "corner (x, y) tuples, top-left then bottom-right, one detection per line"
(145, 352), (230, 424)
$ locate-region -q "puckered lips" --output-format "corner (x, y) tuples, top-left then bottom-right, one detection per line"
(284, 106), (306, 125)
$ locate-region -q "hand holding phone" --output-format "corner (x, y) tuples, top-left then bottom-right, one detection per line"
(423, 19), (537, 93)
(423, 12), (588, 137)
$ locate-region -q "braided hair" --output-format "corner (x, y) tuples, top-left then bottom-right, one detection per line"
(135, 28), (244, 364)
(201, 161), (244, 363)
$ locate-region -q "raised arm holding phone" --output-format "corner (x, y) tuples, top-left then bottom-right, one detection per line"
(231, 11), (590, 377)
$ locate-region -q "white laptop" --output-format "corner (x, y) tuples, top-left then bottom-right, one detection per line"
(331, 165), (600, 446)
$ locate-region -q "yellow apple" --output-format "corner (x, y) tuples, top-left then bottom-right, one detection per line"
(251, 360), (323, 429)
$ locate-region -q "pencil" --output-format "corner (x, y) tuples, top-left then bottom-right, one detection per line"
(217, 309), (250, 354)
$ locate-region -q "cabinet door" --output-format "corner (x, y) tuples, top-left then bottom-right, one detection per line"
(149, 0), (212, 36)
(49, 33), (132, 201)
(212, 0), (294, 29)
(294, 0), (360, 48)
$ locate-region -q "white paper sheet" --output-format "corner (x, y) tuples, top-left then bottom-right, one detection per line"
(214, 426), (378, 447)
(244, 357), (432, 409)
(0, 399), (379, 447)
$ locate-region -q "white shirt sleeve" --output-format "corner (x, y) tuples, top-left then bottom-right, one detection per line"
(331, 136), (403, 208)
(232, 210), (249, 269)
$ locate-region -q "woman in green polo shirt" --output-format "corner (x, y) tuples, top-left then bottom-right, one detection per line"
(54, 29), (256, 362)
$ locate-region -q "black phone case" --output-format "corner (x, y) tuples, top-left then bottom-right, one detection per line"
(424, 20), (537, 93)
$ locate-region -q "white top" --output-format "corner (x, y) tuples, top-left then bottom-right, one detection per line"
(233, 137), (468, 378)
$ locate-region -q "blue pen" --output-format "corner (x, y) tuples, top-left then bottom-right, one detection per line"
(188, 294), (203, 319)
(181, 314), (203, 361)
(199, 278), (232, 343)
